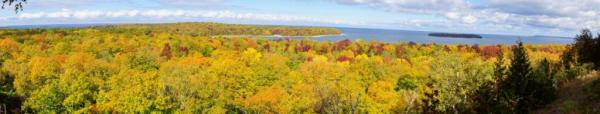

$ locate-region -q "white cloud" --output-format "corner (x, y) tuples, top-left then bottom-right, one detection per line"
(106, 10), (139, 17)
(8, 0), (599, 36)
(462, 15), (477, 24)
(26, 0), (225, 7)
(161, 0), (224, 5)
(482, 0), (600, 31)
(487, 0), (600, 17)
(17, 12), (45, 19)
(444, 12), (461, 20)
(332, 0), (469, 14)
(73, 10), (104, 19)
(47, 12), (70, 18)
(10, 9), (369, 26)
(330, 0), (600, 35)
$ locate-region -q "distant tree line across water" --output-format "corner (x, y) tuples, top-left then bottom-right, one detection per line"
(99, 22), (342, 37)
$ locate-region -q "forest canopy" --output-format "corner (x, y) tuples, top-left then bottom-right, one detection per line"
(0, 23), (598, 113)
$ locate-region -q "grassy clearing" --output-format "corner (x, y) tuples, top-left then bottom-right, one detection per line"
(535, 71), (600, 113)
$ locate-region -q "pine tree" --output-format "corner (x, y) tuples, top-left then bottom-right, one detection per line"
(472, 49), (510, 113)
(504, 41), (535, 113)
(502, 41), (556, 113)
(561, 45), (576, 69)
(504, 41), (532, 113)
(573, 29), (596, 67)
(594, 33), (600, 69)
(494, 48), (506, 82)
(531, 59), (556, 107)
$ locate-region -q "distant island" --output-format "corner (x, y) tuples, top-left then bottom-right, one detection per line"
(531, 35), (572, 39)
(428, 33), (483, 39)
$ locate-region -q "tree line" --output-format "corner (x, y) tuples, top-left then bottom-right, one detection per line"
(100, 22), (342, 37)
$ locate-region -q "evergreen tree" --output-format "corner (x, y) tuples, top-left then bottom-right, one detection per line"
(530, 59), (557, 107)
(573, 29), (597, 68)
(594, 33), (600, 68)
(561, 45), (576, 69)
(472, 49), (511, 113)
(492, 49), (512, 112)
(503, 41), (532, 113)
(501, 41), (556, 113)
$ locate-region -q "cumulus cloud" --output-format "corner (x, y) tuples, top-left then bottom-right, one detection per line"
(10, 9), (369, 26)
(162, 0), (223, 5)
(329, 0), (600, 34)
(332, 0), (469, 14)
(444, 12), (477, 24)
(328, 0), (482, 26)
(6, 0), (599, 36)
(487, 0), (600, 17)
(28, 0), (224, 7)
(481, 0), (600, 30)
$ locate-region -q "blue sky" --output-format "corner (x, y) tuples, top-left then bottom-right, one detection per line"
(2, 0), (599, 37)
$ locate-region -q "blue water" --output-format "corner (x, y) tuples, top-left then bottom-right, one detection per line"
(312, 28), (574, 45)
(2, 24), (574, 45)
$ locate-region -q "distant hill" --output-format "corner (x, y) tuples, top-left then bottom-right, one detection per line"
(2, 24), (107, 29)
(428, 32), (483, 39)
(531, 35), (572, 39)
(1, 22), (342, 37)
(100, 22), (342, 36)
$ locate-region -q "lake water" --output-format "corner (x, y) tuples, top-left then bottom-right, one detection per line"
(3, 24), (574, 45)
(308, 28), (574, 45)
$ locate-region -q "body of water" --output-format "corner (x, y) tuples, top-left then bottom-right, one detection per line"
(3, 24), (574, 45)
(308, 28), (574, 45)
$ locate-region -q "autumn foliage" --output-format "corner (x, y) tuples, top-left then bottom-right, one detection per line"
(0, 23), (571, 113)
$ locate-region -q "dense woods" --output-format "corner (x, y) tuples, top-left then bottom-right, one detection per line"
(98, 22), (342, 37)
(0, 24), (598, 113)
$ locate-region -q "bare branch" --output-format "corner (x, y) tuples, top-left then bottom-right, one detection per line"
(2, 0), (26, 13)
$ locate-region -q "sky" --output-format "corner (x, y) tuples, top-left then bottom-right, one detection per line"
(1, 0), (599, 37)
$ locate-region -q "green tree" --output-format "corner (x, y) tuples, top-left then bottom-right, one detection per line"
(572, 29), (598, 68)
(505, 41), (533, 113)
(595, 33), (600, 68)
(471, 49), (511, 113)
(531, 59), (557, 106)
(502, 41), (556, 113)
(0, 72), (21, 113)
(23, 82), (65, 113)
